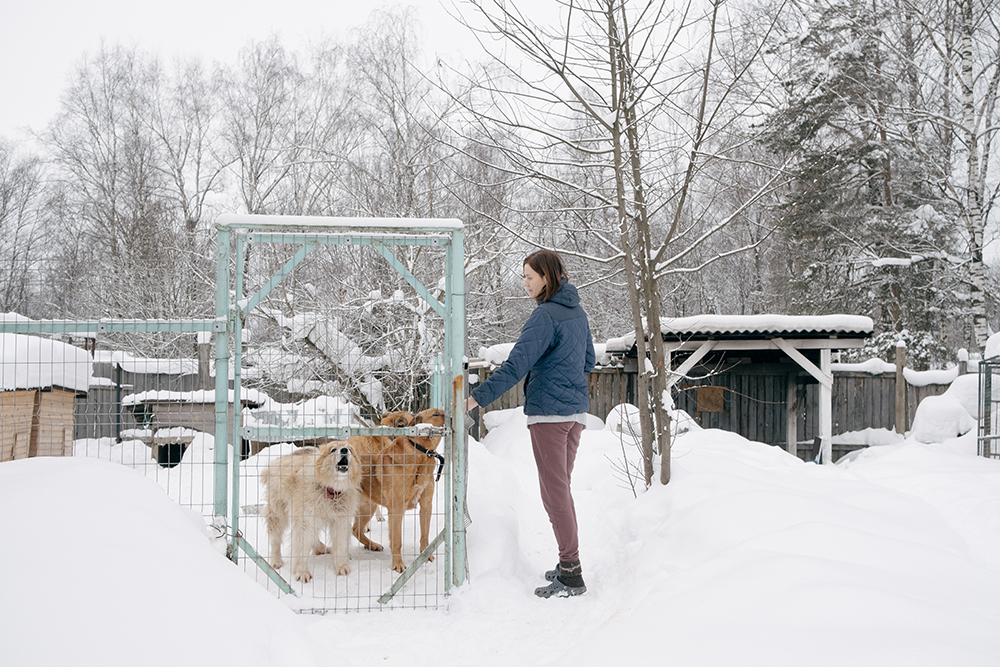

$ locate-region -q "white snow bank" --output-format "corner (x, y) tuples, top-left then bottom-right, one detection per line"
(831, 427), (904, 447)
(6, 395), (1000, 666)
(944, 374), (981, 419)
(0, 457), (318, 667)
(987, 331), (1000, 360)
(0, 333), (92, 392)
(910, 393), (976, 444)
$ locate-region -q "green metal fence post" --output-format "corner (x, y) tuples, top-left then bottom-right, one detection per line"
(446, 227), (467, 589)
(214, 225), (232, 541)
(230, 232), (246, 548)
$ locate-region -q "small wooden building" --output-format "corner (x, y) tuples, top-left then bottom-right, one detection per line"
(611, 314), (874, 462)
(1, 334), (91, 461)
(121, 389), (268, 462)
(469, 314), (877, 463)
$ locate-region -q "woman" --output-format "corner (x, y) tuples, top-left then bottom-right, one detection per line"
(466, 249), (596, 598)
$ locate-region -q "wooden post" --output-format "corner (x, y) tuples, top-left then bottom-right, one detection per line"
(895, 341), (906, 434)
(197, 331), (212, 391)
(818, 349), (832, 464)
(786, 371), (798, 457)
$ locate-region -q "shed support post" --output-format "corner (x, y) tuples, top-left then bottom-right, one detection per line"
(818, 349), (832, 464)
(786, 372), (797, 457)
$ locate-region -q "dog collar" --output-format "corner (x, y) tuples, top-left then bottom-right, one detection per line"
(406, 438), (446, 482)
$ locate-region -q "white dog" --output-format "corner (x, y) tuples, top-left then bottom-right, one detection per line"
(261, 441), (361, 582)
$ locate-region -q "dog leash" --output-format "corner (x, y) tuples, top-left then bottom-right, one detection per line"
(406, 438), (446, 482)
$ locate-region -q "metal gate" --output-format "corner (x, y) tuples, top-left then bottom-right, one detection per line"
(215, 215), (468, 611)
(0, 214), (468, 612)
(979, 357), (1000, 459)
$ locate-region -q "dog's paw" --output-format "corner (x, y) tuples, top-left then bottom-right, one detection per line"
(392, 560), (406, 573)
(427, 554), (435, 563)
(294, 569), (313, 583)
(312, 544), (331, 555)
(365, 542), (384, 552)
(269, 557), (284, 570)
(336, 563), (351, 576)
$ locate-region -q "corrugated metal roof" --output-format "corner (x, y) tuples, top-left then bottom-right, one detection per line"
(658, 314), (874, 338)
(604, 314), (874, 351)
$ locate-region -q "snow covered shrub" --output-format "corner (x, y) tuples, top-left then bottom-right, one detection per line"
(845, 329), (949, 371)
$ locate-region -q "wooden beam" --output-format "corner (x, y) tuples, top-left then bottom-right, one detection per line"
(772, 338), (832, 388)
(666, 340), (717, 388)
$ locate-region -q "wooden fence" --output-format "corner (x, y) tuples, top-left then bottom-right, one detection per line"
(468, 364), (953, 455)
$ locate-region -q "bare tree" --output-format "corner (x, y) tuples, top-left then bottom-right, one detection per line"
(451, 0), (791, 485)
(40, 43), (193, 329)
(145, 56), (225, 315)
(0, 141), (44, 314)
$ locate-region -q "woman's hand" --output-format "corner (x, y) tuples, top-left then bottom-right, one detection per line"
(465, 396), (479, 412)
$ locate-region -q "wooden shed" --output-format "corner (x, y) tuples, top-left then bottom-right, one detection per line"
(612, 314), (874, 463)
(1, 333), (91, 461)
(121, 389), (268, 463)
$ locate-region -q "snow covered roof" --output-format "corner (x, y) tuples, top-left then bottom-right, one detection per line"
(120, 388), (269, 408)
(603, 314), (873, 353)
(1, 333), (92, 393)
(93, 351), (199, 376)
(657, 314), (874, 339)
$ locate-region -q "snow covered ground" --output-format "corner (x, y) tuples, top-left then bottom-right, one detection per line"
(2, 401), (1000, 666)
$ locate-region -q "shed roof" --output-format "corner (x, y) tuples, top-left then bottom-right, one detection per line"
(659, 314), (873, 340)
(1, 333), (92, 393)
(606, 314), (873, 352)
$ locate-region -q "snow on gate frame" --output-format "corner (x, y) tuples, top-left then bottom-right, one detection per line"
(214, 214), (469, 609)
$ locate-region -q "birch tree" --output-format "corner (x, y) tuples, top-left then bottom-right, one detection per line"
(762, 0), (1000, 354)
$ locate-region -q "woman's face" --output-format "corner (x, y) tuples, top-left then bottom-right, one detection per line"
(523, 263), (545, 300)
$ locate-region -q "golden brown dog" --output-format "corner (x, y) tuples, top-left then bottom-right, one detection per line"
(261, 441), (361, 582)
(348, 411), (415, 466)
(353, 408), (446, 572)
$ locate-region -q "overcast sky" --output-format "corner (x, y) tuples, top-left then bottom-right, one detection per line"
(0, 0), (481, 142)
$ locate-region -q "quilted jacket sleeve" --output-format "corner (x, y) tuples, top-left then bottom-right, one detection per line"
(471, 306), (554, 408)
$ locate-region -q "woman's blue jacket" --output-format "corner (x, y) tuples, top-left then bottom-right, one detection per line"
(471, 279), (595, 416)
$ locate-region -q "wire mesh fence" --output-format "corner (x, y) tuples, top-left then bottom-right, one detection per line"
(979, 358), (1000, 459)
(1, 215), (468, 613)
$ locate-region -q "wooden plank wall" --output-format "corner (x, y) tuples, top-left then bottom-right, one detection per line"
(74, 366), (201, 440)
(0, 390), (35, 461)
(472, 365), (954, 448)
(1, 388), (76, 459)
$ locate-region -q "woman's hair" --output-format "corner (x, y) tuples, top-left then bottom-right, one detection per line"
(524, 249), (567, 302)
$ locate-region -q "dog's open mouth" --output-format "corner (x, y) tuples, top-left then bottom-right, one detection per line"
(325, 487), (343, 499)
(336, 455), (350, 473)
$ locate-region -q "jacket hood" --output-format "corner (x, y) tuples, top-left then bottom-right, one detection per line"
(546, 277), (579, 308)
